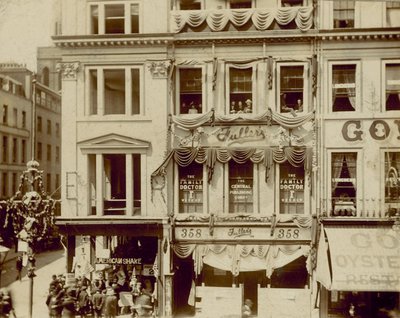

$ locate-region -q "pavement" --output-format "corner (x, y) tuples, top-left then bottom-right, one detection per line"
(2, 248), (66, 318)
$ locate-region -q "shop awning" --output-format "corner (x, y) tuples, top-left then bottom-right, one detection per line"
(316, 226), (400, 292)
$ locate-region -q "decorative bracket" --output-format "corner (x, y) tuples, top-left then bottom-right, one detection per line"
(147, 60), (172, 79)
(56, 62), (80, 80)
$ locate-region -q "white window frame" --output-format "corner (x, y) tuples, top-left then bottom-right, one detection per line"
(382, 59), (400, 112)
(85, 65), (144, 117)
(276, 62), (309, 114)
(327, 149), (361, 217)
(174, 163), (207, 214)
(385, 1), (400, 27)
(328, 61), (361, 113)
(225, 64), (257, 114)
(275, 162), (309, 215)
(87, 1), (141, 35)
(176, 65), (206, 115)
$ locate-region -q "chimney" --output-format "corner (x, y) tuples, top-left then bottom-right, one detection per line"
(25, 74), (32, 99)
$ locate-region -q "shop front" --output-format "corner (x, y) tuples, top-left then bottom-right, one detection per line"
(56, 217), (170, 316)
(316, 222), (400, 318)
(172, 217), (314, 318)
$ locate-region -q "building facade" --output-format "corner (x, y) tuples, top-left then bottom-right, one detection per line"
(53, 0), (399, 317)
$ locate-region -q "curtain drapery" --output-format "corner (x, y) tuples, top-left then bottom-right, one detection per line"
(171, 7), (313, 32)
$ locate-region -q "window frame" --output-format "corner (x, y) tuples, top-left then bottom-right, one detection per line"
(327, 149), (361, 217)
(385, 1), (400, 27)
(382, 60), (400, 112)
(383, 150), (400, 215)
(85, 65), (144, 117)
(226, 64), (257, 114)
(176, 65), (206, 115)
(88, 1), (141, 35)
(328, 61), (361, 113)
(276, 62), (309, 114)
(332, 0), (355, 29)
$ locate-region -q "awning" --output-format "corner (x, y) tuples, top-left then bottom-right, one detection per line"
(316, 226), (400, 292)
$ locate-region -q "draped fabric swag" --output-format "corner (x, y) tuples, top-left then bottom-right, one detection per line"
(152, 146), (312, 183)
(170, 109), (315, 130)
(171, 7), (313, 32)
(173, 243), (310, 277)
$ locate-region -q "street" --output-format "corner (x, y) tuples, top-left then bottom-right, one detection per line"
(1, 248), (66, 318)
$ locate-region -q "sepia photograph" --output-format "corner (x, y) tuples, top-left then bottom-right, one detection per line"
(0, 0), (399, 317)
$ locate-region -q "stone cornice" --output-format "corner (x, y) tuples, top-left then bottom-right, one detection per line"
(52, 28), (400, 49)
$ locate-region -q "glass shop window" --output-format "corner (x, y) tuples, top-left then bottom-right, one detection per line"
(385, 63), (400, 111)
(332, 64), (356, 112)
(229, 161), (253, 213)
(229, 67), (253, 114)
(179, 68), (203, 114)
(279, 161), (305, 214)
(331, 152), (357, 216)
(179, 162), (203, 213)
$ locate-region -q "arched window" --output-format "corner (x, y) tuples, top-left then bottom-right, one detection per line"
(42, 67), (50, 86)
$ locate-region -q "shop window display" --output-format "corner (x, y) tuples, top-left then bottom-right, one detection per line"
(279, 161), (305, 214)
(179, 162), (203, 213)
(229, 161), (253, 213)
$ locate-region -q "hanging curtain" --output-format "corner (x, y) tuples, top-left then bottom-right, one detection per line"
(386, 64), (400, 103)
(331, 154), (344, 192)
(345, 153), (357, 190)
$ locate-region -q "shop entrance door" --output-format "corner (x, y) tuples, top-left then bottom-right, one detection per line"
(241, 271), (263, 316)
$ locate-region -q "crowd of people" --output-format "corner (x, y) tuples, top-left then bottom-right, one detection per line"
(45, 268), (155, 318)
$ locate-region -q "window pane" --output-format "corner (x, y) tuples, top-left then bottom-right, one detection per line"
(133, 154), (141, 211)
(179, 162), (203, 213)
(229, 161), (253, 213)
(386, 64), (400, 111)
(105, 4), (125, 34)
(131, 4), (139, 33)
(179, 68), (202, 114)
(332, 64), (356, 112)
(229, 68), (253, 113)
(180, 0), (201, 10)
(279, 162), (304, 214)
(280, 65), (304, 112)
(89, 70), (98, 115)
(385, 152), (400, 215)
(104, 154), (126, 215)
(331, 152), (357, 216)
(131, 69), (140, 115)
(90, 5), (99, 34)
(230, 0), (252, 9)
(104, 69), (125, 114)
(333, 0), (355, 28)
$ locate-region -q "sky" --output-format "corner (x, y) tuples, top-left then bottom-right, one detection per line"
(0, 0), (58, 72)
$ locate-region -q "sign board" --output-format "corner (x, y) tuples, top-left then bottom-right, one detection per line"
(65, 273), (76, 287)
(95, 257), (142, 265)
(175, 226), (311, 242)
(196, 285), (242, 317)
(142, 264), (155, 276)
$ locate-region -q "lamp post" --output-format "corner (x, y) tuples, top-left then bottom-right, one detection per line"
(0, 242), (10, 288)
(5, 160), (56, 318)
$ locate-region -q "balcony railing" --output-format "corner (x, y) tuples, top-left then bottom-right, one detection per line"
(171, 7), (313, 33)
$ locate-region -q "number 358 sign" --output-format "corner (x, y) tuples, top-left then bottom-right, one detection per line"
(175, 226), (311, 241)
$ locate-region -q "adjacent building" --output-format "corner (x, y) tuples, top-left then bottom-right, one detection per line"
(53, 0), (399, 317)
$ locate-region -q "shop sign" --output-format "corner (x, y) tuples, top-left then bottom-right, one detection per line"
(95, 257), (142, 265)
(229, 178), (252, 204)
(175, 226), (310, 241)
(180, 174), (203, 203)
(142, 264), (155, 276)
(342, 119), (400, 141)
(280, 175), (304, 203)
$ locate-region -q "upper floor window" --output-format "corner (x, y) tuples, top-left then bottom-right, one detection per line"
(385, 63), (400, 111)
(281, 0), (303, 7)
(178, 0), (202, 10)
(56, 146), (60, 163)
(46, 173), (51, 193)
(88, 67), (142, 116)
(385, 152), (400, 216)
(47, 144), (52, 162)
(386, 1), (400, 27)
(331, 63), (357, 112)
(179, 162), (203, 213)
(229, 0), (253, 9)
(2, 136), (8, 163)
(178, 68), (203, 114)
(13, 108), (17, 127)
(229, 161), (253, 213)
(278, 64), (306, 114)
(56, 123), (60, 137)
(42, 67), (49, 86)
(12, 138), (17, 163)
(12, 173), (17, 194)
(22, 140), (26, 163)
(47, 119), (52, 135)
(22, 111), (26, 128)
(2, 105), (7, 124)
(331, 152), (357, 216)
(333, 0), (354, 28)
(279, 162), (304, 214)
(1, 173), (7, 197)
(89, 2), (140, 35)
(37, 142), (42, 160)
(37, 116), (42, 132)
(228, 67), (253, 114)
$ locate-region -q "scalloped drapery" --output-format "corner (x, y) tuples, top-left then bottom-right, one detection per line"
(170, 109), (314, 130)
(152, 146), (311, 183)
(171, 7), (313, 33)
(173, 243), (310, 277)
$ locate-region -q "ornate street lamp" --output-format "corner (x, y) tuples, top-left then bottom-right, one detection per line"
(5, 159), (57, 318)
(0, 241), (10, 288)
